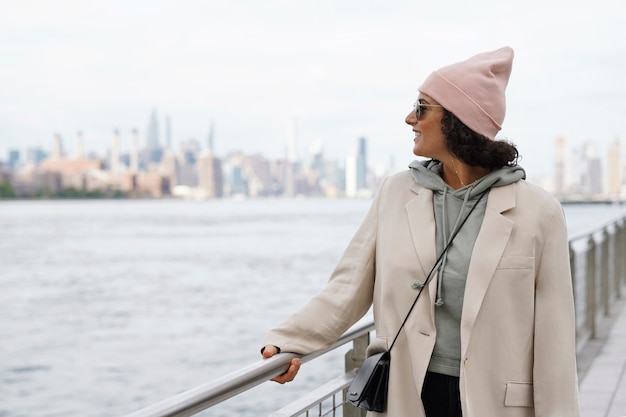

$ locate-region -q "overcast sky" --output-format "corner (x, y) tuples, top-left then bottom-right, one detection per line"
(1, 0), (625, 180)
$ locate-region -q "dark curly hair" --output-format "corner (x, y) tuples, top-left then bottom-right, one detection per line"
(440, 108), (519, 169)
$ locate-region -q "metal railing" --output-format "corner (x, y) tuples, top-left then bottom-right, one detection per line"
(569, 214), (626, 349)
(126, 214), (626, 417)
(125, 320), (373, 417)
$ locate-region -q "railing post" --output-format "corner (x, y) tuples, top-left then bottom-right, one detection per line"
(570, 244), (577, 300)
(608, 225), (619, 302)
(622, 219), (626, 290)
(617, 219), (626, 297)
(569, 244), (581, 345)
(343, 331), (370, 417)
(601, 229), (610, 315)
(586, 236), (597, 338)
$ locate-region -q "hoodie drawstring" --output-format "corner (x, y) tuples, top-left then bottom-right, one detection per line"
(435, 187), (473, 307)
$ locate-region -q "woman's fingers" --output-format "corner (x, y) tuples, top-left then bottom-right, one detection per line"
(271, 358), (301, 384)
(262, 345), (279, 358)
(261, 346), (301, 384)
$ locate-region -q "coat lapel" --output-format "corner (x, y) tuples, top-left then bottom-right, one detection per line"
(405, 184), (436, 280)
(460, 184), (516, 355)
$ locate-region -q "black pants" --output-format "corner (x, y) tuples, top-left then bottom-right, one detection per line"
(421, 371), (462, 417)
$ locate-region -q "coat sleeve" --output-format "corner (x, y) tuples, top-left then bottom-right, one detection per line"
(533, 202), (581, 416)
(262, 178), (386, 354)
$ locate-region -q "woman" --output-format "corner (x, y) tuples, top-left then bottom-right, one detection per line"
(261, 46), (581, 416)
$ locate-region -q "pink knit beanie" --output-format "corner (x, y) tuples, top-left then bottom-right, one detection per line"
(418, 46), (514, 140)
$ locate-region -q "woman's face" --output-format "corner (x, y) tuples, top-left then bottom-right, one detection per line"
(405, 94), (448, 160)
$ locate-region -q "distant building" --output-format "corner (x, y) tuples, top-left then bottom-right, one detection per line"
(582, 142), (603, 195)
(554, 136), (568, 195)
(321, 159), (344, 198)
(225, 163), (248, 196)
(136, 169), (170, 198)
(8, 149), (20, 170)
(345, 137), (369, 198)
(51, 133), (64, 160)
(146, 108), (162, 164)
(26, 148), (47, 166)
(11, 162), (62, 195)
(245, 154), (273, 197)
(75, 131), (85, 159)
(197, 151), (223, 198)
(130, 129), (140, 173)
(111, 129), (121, 173)
(165, 115), (172, 150)
(207, 121), (215, 153)
(223, 152), (260, 197)
(356, 137), (367, 191)
(176, 139), (201, 186)
(159, 149), (179, 189)
(0, 165), (12, 185)
(39, 157), (105, 191)
(607, 137), (622, 198)
(345, 151), (357, 198)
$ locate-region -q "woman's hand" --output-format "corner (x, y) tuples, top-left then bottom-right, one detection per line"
(261, 344), (301, 384)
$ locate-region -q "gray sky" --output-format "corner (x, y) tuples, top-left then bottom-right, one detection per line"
(1, 0), (625, 179)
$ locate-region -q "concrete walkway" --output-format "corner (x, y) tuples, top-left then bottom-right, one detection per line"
(579, 299), (626, 417)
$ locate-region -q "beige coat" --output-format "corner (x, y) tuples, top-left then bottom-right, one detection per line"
(264, 171), (581, 417)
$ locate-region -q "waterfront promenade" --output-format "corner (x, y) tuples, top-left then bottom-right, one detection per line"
(579, 299), (626, 417)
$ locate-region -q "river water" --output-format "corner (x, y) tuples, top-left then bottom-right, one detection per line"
(0, 198), (624, 417)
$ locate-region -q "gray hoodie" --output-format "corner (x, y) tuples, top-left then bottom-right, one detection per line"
(408, 159), (526, 377)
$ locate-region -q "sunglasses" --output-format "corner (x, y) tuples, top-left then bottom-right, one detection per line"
(414, 100), (443, 120)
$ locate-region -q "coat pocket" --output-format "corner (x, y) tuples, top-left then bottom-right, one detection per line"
(496, 256), (534, 270)
(504, 381), (533, 407)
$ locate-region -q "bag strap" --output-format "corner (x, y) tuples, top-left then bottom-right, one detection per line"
(388, 189), (488, 352)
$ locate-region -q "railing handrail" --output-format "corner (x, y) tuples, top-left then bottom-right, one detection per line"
(568, 213), (625, 242)
(125, 319), (375, 417)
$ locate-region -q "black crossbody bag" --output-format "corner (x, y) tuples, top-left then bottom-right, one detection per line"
(346, 190), (487, 412)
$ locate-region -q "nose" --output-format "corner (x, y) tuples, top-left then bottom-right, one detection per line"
(405, 110), (417, 125)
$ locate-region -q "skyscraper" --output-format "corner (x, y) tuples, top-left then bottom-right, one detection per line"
(111, 129), (121, 172)
(26, 148), (47, 166)
(283, 117), (298, 196)
(582, 141), (603, 195)
(146, 108), (162, 163)
(147, 109), (159, 150)
(345, 151), (357, 198)
(287, 117), (297, 163)
(554, 135), (568, 195)
(8, 150), (20, 170)
(130, 129), (139, 173)
(356, 137), (367, 191)
(165, 115), (172, 150)
(75, 131), (84, 159)
(51, 133), (63, 160)
(198, 151), (223, 198)
(607, 137), (622, 198)
(208, 120), (215, 153)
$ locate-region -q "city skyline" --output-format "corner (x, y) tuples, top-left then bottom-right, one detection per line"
(4, 112), (624, 180)
(3, 120), (625, 201)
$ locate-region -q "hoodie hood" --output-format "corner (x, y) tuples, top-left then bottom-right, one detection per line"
(408, 159), (526, 196)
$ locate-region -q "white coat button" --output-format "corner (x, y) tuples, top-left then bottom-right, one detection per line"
(411, 280), (424, 289)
